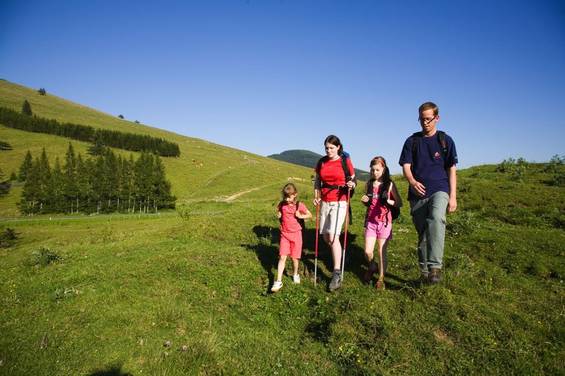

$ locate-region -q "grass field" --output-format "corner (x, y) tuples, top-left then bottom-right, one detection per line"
(1, 163), (564, 375)
(1, 80), (564, 374)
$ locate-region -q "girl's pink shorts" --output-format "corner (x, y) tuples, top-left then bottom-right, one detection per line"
(279, 231), (303, 259)
(364, 221), (392, 240)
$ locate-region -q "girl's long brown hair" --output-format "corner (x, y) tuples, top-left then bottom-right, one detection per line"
(366, 156), (391, 194)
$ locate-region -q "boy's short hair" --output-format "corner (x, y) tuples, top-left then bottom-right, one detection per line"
(419, 102), (439, 116)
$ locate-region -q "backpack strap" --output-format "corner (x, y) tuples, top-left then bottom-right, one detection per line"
(341, 153), (357, 185)
(437, 130), (448, 160)
(363, 180), (374, 228)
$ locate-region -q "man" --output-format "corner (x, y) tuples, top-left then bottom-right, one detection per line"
(399, 102), (458, 284)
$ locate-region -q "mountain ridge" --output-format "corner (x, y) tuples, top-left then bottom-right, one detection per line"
(269, 149), (370, 181)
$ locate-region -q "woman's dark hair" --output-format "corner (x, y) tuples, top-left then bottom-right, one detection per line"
(324, 135), (343, 156)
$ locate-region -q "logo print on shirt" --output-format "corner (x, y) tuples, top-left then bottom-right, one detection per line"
(434, 152), (441, 160)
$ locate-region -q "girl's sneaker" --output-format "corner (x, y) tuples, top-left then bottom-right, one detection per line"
(271, 281), (283, 292)
(292, 274), (301, 284)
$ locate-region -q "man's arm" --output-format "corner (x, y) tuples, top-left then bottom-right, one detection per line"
(447, 165), (457, 213)
(402, 163), (426, 197)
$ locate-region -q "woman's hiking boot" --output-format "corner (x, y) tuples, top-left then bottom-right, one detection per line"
(329, 270), (342, 292)
(376, 276), (385, 290)
(429, 268), (442, 284)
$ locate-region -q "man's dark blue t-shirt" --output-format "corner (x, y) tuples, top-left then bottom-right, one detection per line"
(398, 131), (458, 201)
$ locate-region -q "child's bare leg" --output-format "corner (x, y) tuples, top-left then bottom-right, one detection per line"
(365, 236), (376, 264)
(276, 255), (287, 281)
(377, 239), (389, 279)
(364, 236), (378, 282)
(292, 257), (299, 276)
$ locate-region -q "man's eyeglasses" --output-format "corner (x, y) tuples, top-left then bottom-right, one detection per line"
(418, 116), (436, 125)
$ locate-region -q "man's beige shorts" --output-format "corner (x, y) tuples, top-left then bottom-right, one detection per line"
(319, 201), (348, 235)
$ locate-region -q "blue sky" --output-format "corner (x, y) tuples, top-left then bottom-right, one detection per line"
(1, 0), (564, 173)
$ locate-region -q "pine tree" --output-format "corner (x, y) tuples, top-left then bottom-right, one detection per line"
(0, 168), (11, 196)
(134, 152), (153, 213)
(76, 154), (93, 212)
(22, 100), (33, 116)
(18, 150), (33, 181)
(152, 155), (174, 211)
(49, 158), (65, 212)
(20, 158), (41, 214)
(88, 135), (107, 156)
(124, 155), (136, 212)
(37, 148), (51, 212)
(104, 149), (120, 210)
(63, 143), (78, 213)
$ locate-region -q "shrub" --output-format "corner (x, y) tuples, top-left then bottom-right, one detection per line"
(0, 227), (18, 248)
(21, 100), (32, 116)
(495, 157), (528, 181)
(38, 88), (46, 95)
(176, 204), (191, 221)
(0, 140), (13, 150)
(31, 247), (61, 266)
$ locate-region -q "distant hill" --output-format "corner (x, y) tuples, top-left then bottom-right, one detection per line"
(268, 149), (370, 181)
(0, 80), (313, 215)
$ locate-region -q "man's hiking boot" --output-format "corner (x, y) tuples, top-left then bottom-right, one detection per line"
(363, 263), (377, 284)
(429, 268), (442, 284)
(271, 281), (283, 292)
(376, 276), (385, 290)
(329, 271), (342, 292)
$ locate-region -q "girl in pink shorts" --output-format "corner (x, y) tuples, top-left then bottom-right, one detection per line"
(361, 157), (402, 290)
(271, 183), (312, 293)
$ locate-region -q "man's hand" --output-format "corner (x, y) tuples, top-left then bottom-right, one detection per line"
(409, 180), (426, 197)
(447, 197), (457, 213)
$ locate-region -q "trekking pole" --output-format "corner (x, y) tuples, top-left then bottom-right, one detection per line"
(314, 201), (320, 286)
(340, 187), (351, 281)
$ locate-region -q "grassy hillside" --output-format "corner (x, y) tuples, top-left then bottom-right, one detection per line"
(0, 79), (311, 216)
(1, 80), (563, 374)
(1, 162), (563, 375)
(269, 149), (370, 181)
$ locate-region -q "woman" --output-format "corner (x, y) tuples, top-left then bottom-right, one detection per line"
(314, 135), (356, 291)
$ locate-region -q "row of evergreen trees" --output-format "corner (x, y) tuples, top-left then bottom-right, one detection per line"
(19, 144), (176, 215)
(1, 106), (181, 157)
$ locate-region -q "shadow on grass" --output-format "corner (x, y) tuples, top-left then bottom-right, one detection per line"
(88, 363), (132, 376)
(241, 225), (279, 293)
(244, 225), (371, 290)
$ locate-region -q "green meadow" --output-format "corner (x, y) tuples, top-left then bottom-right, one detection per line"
(1, 80), (564, 375)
